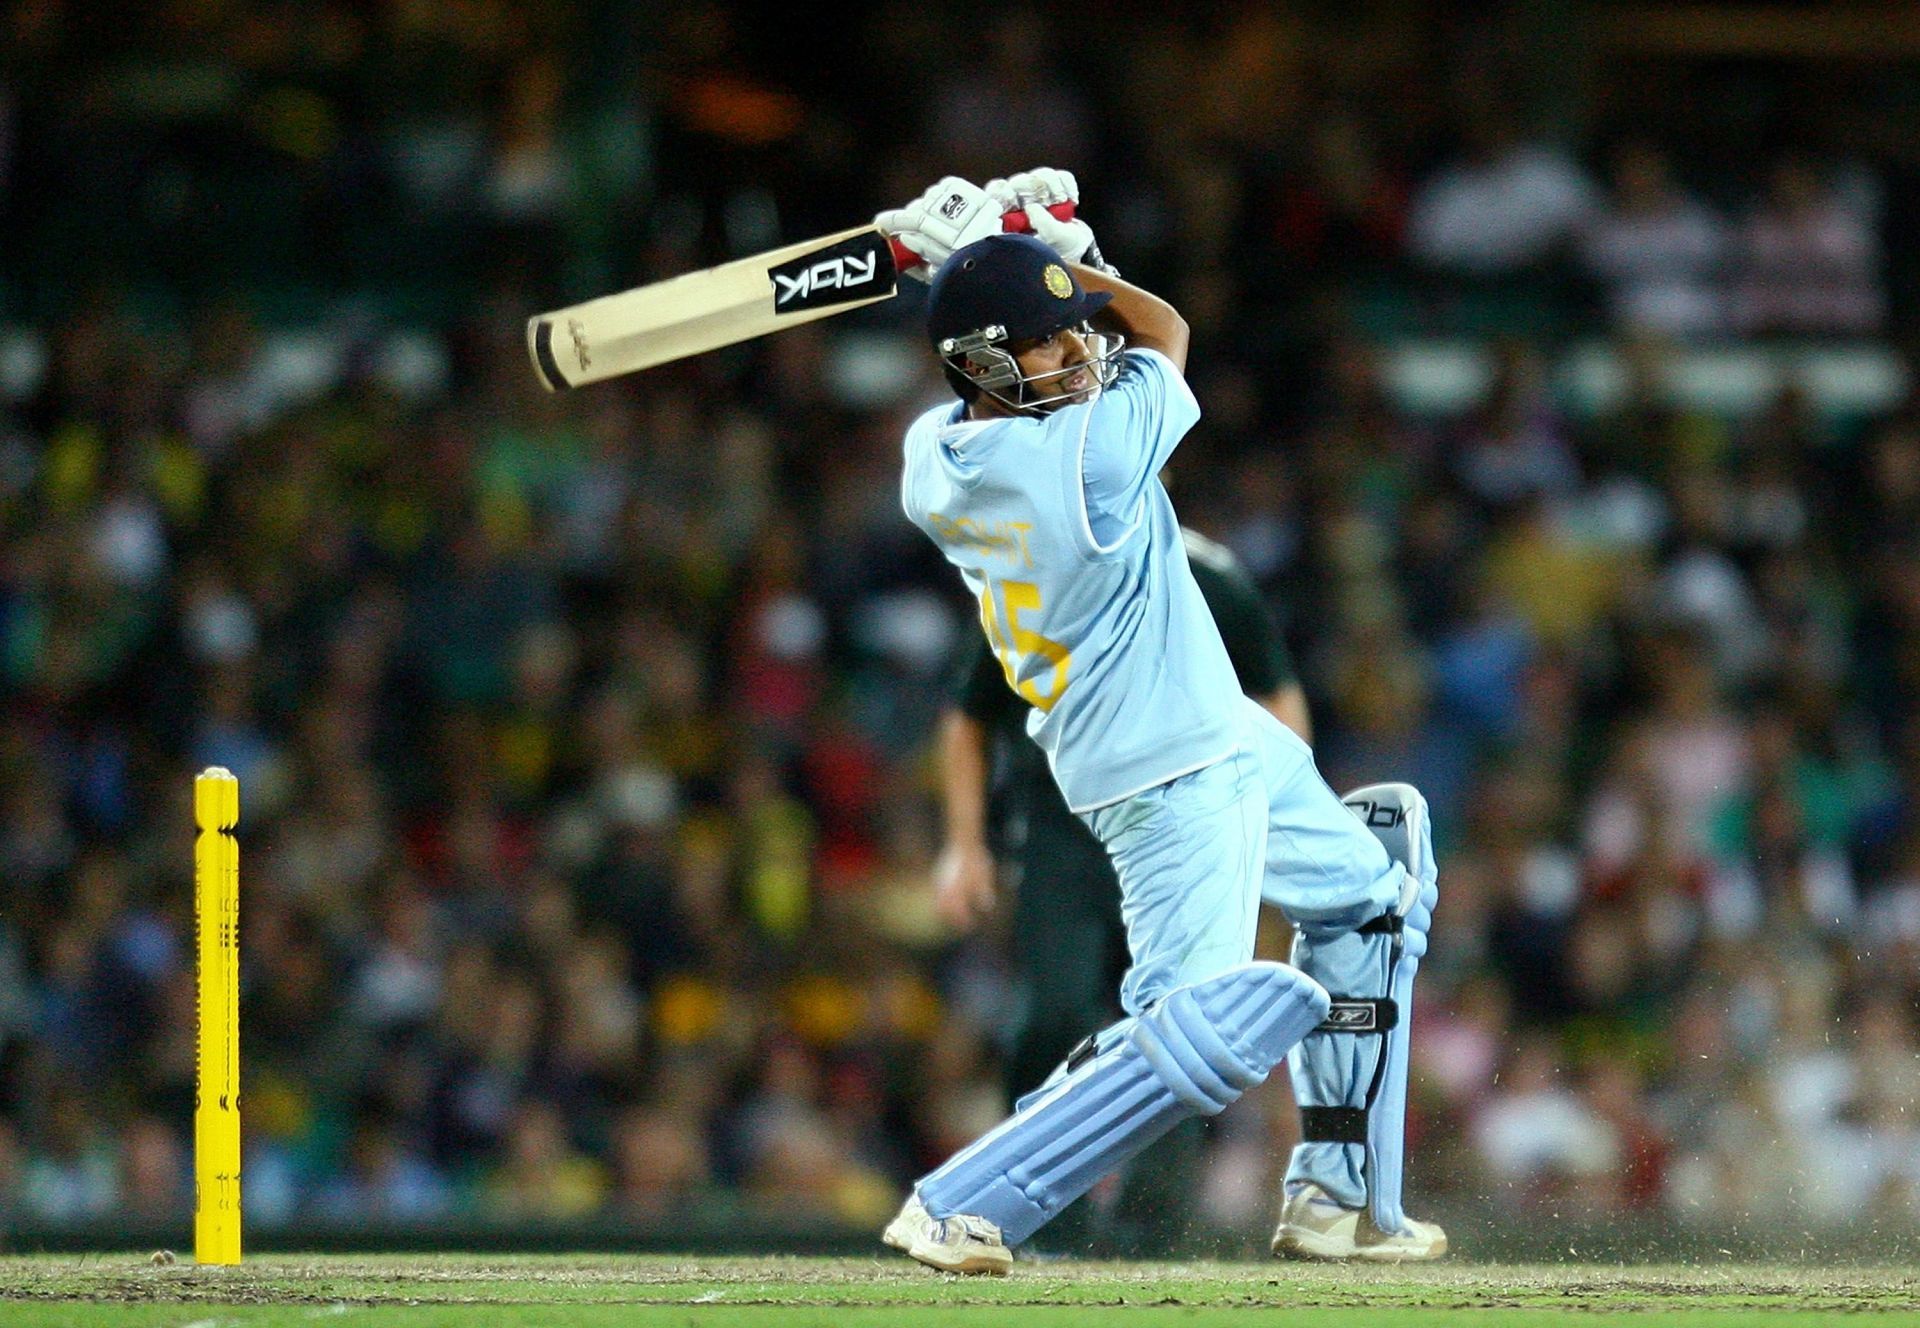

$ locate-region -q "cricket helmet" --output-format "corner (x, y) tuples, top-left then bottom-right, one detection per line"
(926, 233), (1123, 413)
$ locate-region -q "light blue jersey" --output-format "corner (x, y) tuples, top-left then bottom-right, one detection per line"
(901, 349), (1241, 812)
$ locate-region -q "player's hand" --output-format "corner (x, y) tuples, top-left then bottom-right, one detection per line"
(991, 168), (1114, 273)
(1020, 200), (1100, 267)
(874, 177), (1005, 282)
(989, 167), (1080, 212)
(932, 839), (997, 931)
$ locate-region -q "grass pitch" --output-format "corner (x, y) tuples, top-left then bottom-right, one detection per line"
(0, 1253), (1912, 1326)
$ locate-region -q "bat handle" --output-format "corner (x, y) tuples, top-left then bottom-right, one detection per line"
(887, 202), (1077, 273)
(1002, 201), (1077, 234)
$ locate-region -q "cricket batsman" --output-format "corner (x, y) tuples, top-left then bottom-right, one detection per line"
(936, 523), (1311, 1256)
(874, 170), (1446, 1272)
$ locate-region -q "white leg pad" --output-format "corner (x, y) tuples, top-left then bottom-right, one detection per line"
(1285, 783), (1437, 1236)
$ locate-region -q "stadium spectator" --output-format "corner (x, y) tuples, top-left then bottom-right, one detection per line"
(1733, 156), (1885, 335)
(1470, 1036), (1620, 1204)
(0, 2), (1913, 1251)
(1579, 143), (1730, 338)
(1406, 107), (1595, 277)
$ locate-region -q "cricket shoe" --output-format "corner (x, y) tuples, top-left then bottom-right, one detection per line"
(1271, 1184), (1448, 1262)
(882, 1192), (1014, 1275)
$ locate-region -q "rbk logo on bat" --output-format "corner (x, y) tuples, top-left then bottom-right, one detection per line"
(770, 233), (894, 313)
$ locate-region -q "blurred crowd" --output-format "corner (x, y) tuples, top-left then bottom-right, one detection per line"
(0, 0), (1918, 1242)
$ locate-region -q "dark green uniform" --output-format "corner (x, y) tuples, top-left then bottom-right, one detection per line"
(950, 529), (1297, 1253)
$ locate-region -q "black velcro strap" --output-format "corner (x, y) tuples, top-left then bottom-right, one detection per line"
(1300, 1106), (1369, 1144)
(1358, 913), (1403, 936)
(1064, 1033), (1099, 1074)
(1315, 998), (1399, 1034)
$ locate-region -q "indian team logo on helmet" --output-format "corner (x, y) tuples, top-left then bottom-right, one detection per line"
(1043, 264), (1073, 299)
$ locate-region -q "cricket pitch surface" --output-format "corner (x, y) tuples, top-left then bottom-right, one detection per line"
(0, 1253), (1913, 1325)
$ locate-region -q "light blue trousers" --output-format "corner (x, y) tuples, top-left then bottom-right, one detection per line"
(913, 700), (1404, 1242)
(1085, 699), (1403, 1016)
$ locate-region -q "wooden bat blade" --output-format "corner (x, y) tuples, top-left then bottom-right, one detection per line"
(527, 225), (900, 391)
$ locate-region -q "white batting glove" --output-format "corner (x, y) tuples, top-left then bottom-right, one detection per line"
(1021, 200), (1100, 268)
(990, 166), (1116, 274)
(874, 176), (1005, 281)
(996, 167), (1079, 211)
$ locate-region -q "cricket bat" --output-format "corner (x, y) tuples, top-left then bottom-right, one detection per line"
(526, 203), (1074, 391)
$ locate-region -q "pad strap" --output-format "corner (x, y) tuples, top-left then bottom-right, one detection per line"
(1064, 1033), (1098, 1074)
(1300, 1106), (1369, 1144)
(1315, 997), (1398, 1034)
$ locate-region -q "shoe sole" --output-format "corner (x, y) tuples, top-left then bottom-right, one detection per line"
(882, 1218), (1012, 1275)
(1273, 1225), (1448, 1263)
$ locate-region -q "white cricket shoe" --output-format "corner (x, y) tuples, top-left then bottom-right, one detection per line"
(1271, 1183), (1448, 1262)
(882, 1192), (1014, 1275)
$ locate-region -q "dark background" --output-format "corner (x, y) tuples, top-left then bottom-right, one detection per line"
(0, 0), (1916, 1252)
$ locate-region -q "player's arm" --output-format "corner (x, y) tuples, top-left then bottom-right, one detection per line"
(1262, 683), (1313, 745)
(1071, 264), (1190, 373)
(931, 639), (1010, 930)
(1002, 177), (1190, 371)
(934, 707), (997, 929)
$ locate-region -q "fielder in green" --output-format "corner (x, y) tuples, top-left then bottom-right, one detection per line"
(933, 527), (1310, 1254)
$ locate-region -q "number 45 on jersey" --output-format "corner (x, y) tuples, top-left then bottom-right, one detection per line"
(980, 579), (1070, 711)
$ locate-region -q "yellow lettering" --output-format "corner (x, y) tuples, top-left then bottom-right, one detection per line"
(930, 512), (1034, 566)
(1010, 522), (1035, 569)
(978, 578), (1071, 712)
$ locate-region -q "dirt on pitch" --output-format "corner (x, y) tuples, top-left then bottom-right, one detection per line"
(0, 1254), (1914, 1312)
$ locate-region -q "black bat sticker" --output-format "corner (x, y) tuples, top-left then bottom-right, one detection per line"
(769, 231), (897, 313)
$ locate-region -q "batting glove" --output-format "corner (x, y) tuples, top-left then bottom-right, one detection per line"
(993, 167), (1079, 211)
(874, 176), (1006, 281)
(992, 167), (1115, 275)
(1020, 200), (1111, 273)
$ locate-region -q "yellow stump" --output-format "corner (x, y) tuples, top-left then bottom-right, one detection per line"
(193, 767), (242, 1265)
